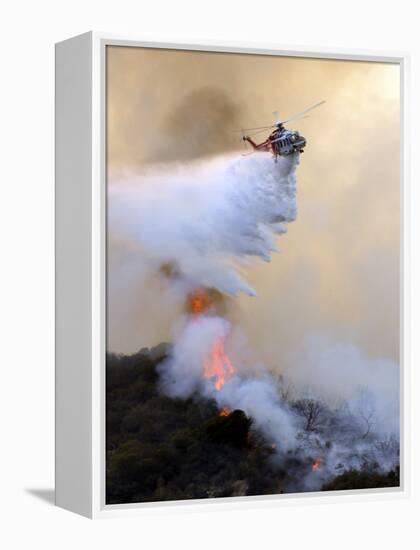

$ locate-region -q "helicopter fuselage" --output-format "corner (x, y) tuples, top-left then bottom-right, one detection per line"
(240, 100), (324, 160)
(243, 125), (307, 159)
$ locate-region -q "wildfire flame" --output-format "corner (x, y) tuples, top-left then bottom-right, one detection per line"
(219, 407), (231, 417)
(312, 458), (322, 472)
(204, 337), (236, 391)
(187, 288), (212, 318)
(187, 288), (236, 391)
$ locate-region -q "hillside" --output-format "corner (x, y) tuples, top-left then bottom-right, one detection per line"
(106, 346), (399, 504)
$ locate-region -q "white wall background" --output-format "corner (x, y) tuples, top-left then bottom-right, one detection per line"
(0, 0), (418, 547)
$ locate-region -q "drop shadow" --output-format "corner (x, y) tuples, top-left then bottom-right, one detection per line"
(25, 488), (55, 505)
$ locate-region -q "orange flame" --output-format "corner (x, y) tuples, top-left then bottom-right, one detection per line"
(203, 337), (236, 391)
(186, 288), (236, 391)
(187, 288), (212, 318)
(312, 458), (322, 471)
(219, 407), (231, 417)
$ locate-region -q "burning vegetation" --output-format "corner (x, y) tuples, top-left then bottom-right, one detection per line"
(106, 346), (399, 505)
(203, 337), (235, 391)
(186, 287), (236, 391)
(312, 458), (322, 472)
(186, 287), (229, 318)
(187, 288), (213, 318)
(106, 279), (400, 504)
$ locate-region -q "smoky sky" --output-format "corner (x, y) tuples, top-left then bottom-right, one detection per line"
(145, 86), (242, 162)
(106, 45), (400, 372)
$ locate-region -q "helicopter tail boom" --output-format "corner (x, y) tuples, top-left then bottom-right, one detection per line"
(243, 135), (271, 152)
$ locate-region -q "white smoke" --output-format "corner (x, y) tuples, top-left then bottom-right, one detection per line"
(159, 312), (399, 481)
(284, 333), (400, 435)
(159, 315), (299, 453)
(160, 315), (231, 398)
(108, 152), (298, 297)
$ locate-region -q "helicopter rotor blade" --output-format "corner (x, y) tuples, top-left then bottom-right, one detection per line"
(242, 116), (307, 137)
(234, 100), (325, 135)
(246, 127), (274, 137)
(279, 100), (326, 125)
(234, 124), (275, 132)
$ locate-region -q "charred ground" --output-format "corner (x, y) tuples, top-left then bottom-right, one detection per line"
(106, 346), (399, 504)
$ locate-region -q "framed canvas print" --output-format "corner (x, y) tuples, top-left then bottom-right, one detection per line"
(55, 32), (408, 518)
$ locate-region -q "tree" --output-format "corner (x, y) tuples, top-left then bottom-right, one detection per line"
(205, 410), (252, 448)
(293, 398), (325, 432)
(322, 468), (400, 491)
(353, 388), (376, 439)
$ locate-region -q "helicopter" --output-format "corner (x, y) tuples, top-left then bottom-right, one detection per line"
(241, 100), (325, 161)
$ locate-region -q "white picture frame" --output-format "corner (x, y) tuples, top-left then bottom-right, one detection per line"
(55, 31), (410, 519)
